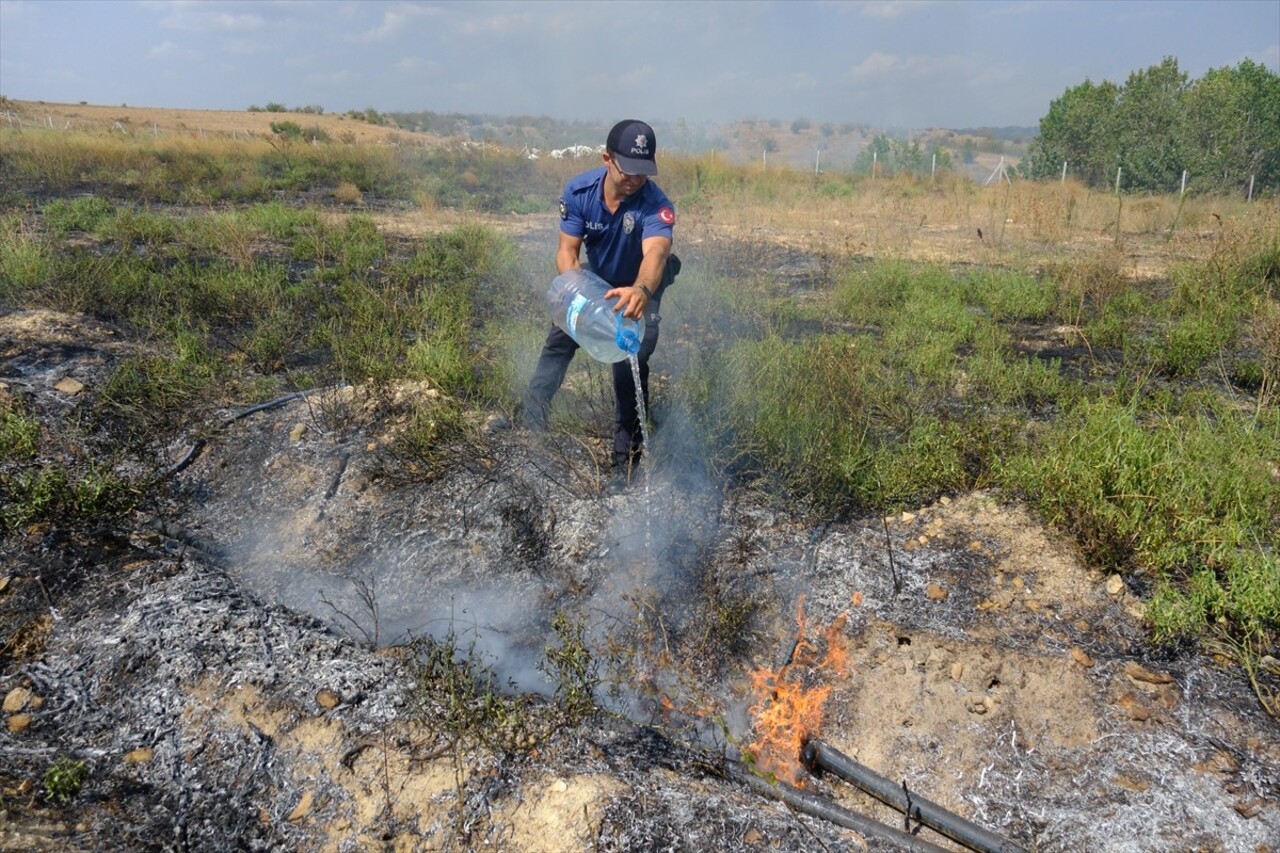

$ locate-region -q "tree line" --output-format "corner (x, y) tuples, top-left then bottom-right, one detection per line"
(1024, 57), (1279, 194)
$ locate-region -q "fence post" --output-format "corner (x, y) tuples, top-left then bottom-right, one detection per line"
(1248, 175), (1255, 201)
(815, 149), (820, 175)
(762, 148), (767, 169)
(1115, 167), (1122, 194)
(872, 150), (877, 178)
(1180, 170), (1187, 196)
(931, 152), (936, 179)
(1061, 161), (1067, 183)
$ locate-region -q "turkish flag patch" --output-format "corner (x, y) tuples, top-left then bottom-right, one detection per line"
(658, 206), (675, 225)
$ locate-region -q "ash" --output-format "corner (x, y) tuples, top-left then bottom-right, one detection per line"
(3, 312), (1277, 852)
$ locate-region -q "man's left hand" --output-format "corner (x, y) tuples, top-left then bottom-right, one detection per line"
(606, 285), (649, 320)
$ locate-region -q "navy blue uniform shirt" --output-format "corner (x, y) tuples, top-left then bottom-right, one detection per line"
(559, 167), (676, 286)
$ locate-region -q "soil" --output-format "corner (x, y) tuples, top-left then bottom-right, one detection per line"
(2, 198), (1278, 851)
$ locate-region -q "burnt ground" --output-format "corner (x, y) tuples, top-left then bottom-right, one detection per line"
(2, 230), (1279, 853)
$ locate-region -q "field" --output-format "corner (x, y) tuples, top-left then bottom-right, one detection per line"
(1, 102), (1278, 851)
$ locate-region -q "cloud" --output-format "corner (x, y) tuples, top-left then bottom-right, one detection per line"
(395, 56), (439, 75)
(148, 40), (181, 58)
(857, 0), (933, 20)
(353, 4), (440, 43)
(848, 51), (1013, 87)
(147, 0), (265, 32)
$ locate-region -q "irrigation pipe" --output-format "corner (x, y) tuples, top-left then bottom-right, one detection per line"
(721, 759), (952, 853)
(803, 739), (1028, 853)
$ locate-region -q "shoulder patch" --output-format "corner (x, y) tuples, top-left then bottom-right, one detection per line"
(658, 206), (675, 226)
(559, 199), (568, 220)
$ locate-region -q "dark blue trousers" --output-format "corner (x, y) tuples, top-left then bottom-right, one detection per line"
(524, 295), (661, 466)
(523, 256), (678, 468)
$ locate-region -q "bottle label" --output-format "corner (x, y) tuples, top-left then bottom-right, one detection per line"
(566, 294), (588, 337)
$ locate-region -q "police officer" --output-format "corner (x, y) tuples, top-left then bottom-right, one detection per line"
(523, 119), (680, 489)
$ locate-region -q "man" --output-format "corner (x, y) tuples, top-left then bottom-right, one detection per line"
(522, 119), (680, 488)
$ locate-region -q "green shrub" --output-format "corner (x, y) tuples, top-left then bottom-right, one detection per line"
(41, 195), (114, 236)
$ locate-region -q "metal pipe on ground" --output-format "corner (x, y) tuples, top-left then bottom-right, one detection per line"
(802, 739), (1028, 853)
(721, 759), (953, 853)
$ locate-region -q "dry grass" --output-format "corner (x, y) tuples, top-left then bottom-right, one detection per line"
(2, 98), (438, 146)
(676, 168), (1276, 283)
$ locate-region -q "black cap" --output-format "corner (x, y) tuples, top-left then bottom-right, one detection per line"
(606, 119), (658, 176)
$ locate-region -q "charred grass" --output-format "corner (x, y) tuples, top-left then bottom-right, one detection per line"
(2, 129), (1278, 722)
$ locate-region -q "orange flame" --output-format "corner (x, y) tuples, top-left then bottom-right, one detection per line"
(746, 596), (853, 785)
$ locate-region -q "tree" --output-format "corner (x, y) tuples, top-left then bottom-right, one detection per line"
(1024, 78), (1120, 186)
(1114, 57), (1188, 191)
(1181, 59), (1280, 191)
(1026, 58), (1279, 193)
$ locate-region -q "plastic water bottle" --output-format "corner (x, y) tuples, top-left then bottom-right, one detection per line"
(546, 268), (644, 363)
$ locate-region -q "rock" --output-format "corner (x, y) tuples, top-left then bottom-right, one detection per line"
(938, 496), (951, 506)
(124, 748), (154, 764)
(1193, 750), (1239, 775)
(1234, 798), (1266, 819)
(3, 687), (31, 713)
(967, 540), (984, 552)
(1112, 774), (1150, 792)
(951, 662), (965, 681)
(1116, 693), (1150, 722)
(967, 697), (988, 715)
(286, 790), (313, 822)
(1070, 648), (1095, 668)
(1105, 574), (1125, 596)
(925, 583), (948, 601)
(6, 713), (31, 733)
(917, 534), (930, 546)
(548, 778), (569, 794)
(315, 689), (341, 710)
(743, 827), (764, 845)
(1124, 662), (1174, 685)
(900, 512), (916, 524)
(0, 576), (9, 594)
(54, 376), (85, 395)
(289, 423), (308, 442)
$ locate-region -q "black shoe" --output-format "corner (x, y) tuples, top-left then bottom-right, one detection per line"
(517, 401), (549, 432)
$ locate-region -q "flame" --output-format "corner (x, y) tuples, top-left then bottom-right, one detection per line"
(746, 596), (853, 785)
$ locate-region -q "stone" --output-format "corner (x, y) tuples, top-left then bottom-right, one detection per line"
(1234, 798), (1265, 819)
(900, 512), (916, 524)
(743, 827), (764, 845)
(1070, 648), (1095, 668)
(951, 662), (965, 681)
(3, 688), (31, 713)
(0, 576), (9, 594)
(315, 689), (341, 710)
(925, 583), (948, 601)
(54, 377), (85, 395)
(1116, 693), (1150, 722)
(1105, 574), (1125, 596)
(1123, 662), (1174, 685)
(6, 713), (31, 733)
(289, 423), (309, 442)
(286, 790), (313, 822)
(124, 748), (154, 764)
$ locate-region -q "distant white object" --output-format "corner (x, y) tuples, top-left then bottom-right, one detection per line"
(550, 144), (602, 160)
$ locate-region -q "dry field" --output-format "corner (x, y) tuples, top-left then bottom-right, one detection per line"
(1, 97), (440, 145)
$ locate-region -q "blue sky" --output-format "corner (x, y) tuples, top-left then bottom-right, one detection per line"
(1, 0), (1276, 129)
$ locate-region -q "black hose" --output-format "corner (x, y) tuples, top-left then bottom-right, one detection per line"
(721, 759), (953, 853)
(803, 739), (1028, 853)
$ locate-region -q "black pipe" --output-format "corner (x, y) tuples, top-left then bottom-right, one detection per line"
(721, 759), (953, 853)
(803, 739), (1028, 853)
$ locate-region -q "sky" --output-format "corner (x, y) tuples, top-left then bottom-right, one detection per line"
(1, 0), (1277, 130)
